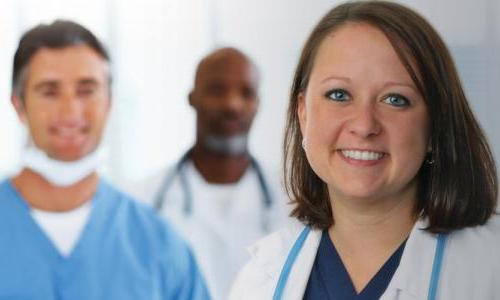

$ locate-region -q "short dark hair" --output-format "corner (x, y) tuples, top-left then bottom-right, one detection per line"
(12, 20), (110, 99)
(284, 1), (498, 233)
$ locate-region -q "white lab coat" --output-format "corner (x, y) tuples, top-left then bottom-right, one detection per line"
(128, 159), (291, 300)
(230, 215), (500, 300)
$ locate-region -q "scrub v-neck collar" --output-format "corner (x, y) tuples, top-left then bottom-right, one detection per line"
(304, 230), (406, 299)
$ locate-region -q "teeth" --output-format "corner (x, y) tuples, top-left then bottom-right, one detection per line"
(341, 150), (384, 161)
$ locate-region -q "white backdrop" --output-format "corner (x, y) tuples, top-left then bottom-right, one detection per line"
(0, 0), (499, 187)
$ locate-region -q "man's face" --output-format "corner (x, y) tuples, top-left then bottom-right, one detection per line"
(13, 45), (111, 162)
(190, 54), (259, 151)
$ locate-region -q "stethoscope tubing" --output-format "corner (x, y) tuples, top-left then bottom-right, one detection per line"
(154, 150), (273, 233)
(273, 227), (448, 300)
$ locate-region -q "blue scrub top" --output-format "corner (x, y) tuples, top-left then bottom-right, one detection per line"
(304, 230), (406, 300)
(0, 178), (211, 300)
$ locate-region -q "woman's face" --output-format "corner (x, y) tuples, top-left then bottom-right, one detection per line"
(298, 22), (430, 205)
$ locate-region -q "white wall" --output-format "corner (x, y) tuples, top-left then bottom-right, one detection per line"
(211, 0), (337, 171)
(0, 0), (498, 185)
(398, 0), (500, 171)
(213, 0), (500, 176)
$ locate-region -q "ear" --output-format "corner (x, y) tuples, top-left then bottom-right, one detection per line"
(11, 95), (27, 124)
(297, 92), (307, 136)
(188, 90), (195, 107)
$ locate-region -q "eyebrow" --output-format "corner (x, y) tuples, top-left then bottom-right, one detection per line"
(382, 81), (419, 93)
(320, 75), (351, 84)
(77, 78), (101, 88)
(320, 76), (419, 93)
(33, 80), (59, 91)
(34, 78), (100, 89)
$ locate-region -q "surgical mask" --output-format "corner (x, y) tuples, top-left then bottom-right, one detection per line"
(22, 146), (103, 187)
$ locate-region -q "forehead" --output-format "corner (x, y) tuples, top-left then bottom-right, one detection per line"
(196, 55), (258, 87)
(25, 45), (109, 84)
(310, 22), (414, 84)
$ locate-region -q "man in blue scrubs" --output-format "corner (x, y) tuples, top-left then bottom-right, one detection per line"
(0, 20), (210, 299)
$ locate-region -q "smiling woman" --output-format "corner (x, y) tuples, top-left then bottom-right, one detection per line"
(230, 1), (499, 300)
(298, 22), (430, 211)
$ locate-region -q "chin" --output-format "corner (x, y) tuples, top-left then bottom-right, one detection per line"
(340, 190), (379, 201)
(50, 147), (93, 162)
(330, 181), (386, 202)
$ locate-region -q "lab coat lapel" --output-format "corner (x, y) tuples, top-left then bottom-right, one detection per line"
(248, 223), (321, 300)
(382, 219), (438, 300)
(281, 228), (321, 299)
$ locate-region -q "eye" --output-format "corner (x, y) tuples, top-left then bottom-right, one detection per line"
(77, 87), (96, 97)
(241, 87), (256, 101)
(42, 90), (57, 98)
(38, 87), (58, 98)
(206, 83), (227, 97)
(325, 89), (350, 102)
(383, 93), (410, 107)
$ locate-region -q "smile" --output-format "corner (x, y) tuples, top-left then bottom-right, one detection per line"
(340, 149), (385, 161)
(54, 127), (85, 137)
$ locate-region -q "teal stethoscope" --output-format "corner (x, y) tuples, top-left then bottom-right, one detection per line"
(273, 227), (448, 300)
(154, 150), (274, 233)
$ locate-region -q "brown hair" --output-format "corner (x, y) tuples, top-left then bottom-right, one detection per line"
(284, 1), (498, 233)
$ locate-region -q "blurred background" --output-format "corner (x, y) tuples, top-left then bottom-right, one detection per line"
(0, 0), (499, 186)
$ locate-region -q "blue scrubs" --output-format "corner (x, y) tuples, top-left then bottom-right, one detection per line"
(304, 230), (406, 300)
(0, 179), (211, 300)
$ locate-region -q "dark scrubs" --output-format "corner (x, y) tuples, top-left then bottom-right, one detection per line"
(303, 230), (406, 300)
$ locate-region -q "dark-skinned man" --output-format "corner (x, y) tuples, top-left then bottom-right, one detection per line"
(131, 47), (289, 300)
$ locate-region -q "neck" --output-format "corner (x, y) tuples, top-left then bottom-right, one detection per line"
(328, 188), (417, 293)
(190, 143), (251, 184)
(12, 168), (98, 212)
(329, 191), (417, 247)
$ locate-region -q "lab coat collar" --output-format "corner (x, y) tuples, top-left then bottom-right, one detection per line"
(382, 218), (439, 299)
(248, 218), (440, 300)
(247, 221), (322, 299)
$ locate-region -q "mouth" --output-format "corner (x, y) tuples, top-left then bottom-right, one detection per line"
(339, 149), (386, 161)
(214, 119), (247, 135)
(52, 127), (87, 137)
(49, 125), (90, 143)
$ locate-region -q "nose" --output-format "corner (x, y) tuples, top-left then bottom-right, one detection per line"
(58, 93), (84, 123)
(221, 91), (245, 115)
(348, 103), (382, 138)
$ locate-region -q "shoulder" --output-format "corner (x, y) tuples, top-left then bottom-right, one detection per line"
(119, 167), (173, 204)
(247, 221), (308, 260)
(250, 156), (294, 227)
(99, 178), (192, 257)
(446, 214), (500, 262)
(251, 157), (283, 191)
(102, 179), (206, 282)
(230, 221), (320, 299)
(430, 215), (500, 298)
(0, 178), (13, 194)
(411, 215), (500, 268)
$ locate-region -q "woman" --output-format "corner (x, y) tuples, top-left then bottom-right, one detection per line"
(230, 1), (499, 299)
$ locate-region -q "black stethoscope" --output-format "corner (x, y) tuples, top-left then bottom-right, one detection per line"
(154, 150), (274, 233)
